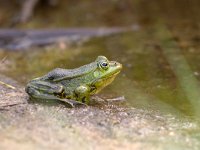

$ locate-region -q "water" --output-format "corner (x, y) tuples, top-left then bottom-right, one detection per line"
(0, 25), (200, 118)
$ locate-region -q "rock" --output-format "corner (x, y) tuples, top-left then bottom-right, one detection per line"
(0, 74), (199, 150)
(0, 74), (27, 110)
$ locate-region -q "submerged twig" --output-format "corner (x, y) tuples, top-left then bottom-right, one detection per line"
(157, 24), (200, 116)
(0, 28), (126, 50)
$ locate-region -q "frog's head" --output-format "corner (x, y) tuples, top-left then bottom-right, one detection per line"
(91, 56), (122, 94)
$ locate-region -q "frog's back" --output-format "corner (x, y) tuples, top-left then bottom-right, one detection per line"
(41, 62), (96, 81)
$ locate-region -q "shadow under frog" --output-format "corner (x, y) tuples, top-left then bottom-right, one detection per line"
(25, 56), (122, 107)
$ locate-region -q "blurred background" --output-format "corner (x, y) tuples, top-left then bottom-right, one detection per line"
(0, 0), (199, 27)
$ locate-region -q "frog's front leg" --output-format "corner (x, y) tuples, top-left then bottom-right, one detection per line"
(25, 81), (86, 107)
(75, 85), (90, 104)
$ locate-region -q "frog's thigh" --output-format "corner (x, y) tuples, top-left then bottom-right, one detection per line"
(26, 81), (64, 94)
(26, 86), (57, 99)
(26, 86), (84, 107)
(75, 85), (90, 103)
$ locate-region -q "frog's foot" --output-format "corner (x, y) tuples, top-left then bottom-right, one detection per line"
(89, 96), (106, 105)
(90, 96), (105, 102)
(59, 98), (88, 108)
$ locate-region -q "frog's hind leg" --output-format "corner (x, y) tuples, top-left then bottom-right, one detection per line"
(26, 86), (86, 108)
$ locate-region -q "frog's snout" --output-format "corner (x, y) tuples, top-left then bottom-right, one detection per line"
(110, 61), (122, 71)
(114, 62), (122, 71)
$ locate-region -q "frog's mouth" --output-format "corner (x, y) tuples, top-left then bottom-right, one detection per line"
(93, 69), (121, 86)
(102, 70), (121, 79)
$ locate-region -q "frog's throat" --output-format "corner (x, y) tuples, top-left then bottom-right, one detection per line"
(92, 70), (120, 85)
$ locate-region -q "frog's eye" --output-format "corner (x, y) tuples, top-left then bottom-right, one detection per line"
(99, 61), (109, 70)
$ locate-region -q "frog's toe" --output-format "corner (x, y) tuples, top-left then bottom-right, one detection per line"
(72, 100), (88, 107)
(62, 99), (87, 108)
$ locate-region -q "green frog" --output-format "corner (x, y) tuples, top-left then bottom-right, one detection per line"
(25, 56), (122, 107)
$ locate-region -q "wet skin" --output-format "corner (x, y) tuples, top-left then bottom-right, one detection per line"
(25, 56), (122, 107)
